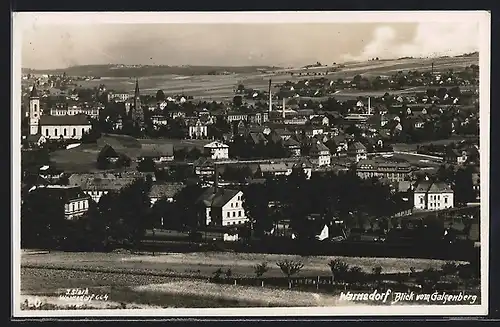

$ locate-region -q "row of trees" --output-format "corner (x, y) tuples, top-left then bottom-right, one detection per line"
(242, 170), (404, 238)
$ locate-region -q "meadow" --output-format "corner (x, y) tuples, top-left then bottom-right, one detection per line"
(49, 134), (205, 172)
(71, 56), (479, 101)
(20, 251), (469, 309)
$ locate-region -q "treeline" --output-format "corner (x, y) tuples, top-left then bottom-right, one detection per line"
(21, 178), (206, 251)
(242, 170), (408, 238)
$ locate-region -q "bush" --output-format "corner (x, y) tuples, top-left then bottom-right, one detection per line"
(441, 261), (459, 275)
(372, 265), (383, 276)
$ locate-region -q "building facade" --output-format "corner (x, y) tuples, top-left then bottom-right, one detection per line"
(204, 141), (229, 160)
(356, 159), (412, 183)
(413, 181), (454, 211)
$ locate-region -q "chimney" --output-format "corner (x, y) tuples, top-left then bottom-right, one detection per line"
(431, 62), (434, 75)
(214, 163), (219, 193)
(368, 97), (371, 115)
(268, 79), (272, 112)
(282, 97), (286, 118)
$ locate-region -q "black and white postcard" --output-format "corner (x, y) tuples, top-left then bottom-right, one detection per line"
(11, 11), (491, 317)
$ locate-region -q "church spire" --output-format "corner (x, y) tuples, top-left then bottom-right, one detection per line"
(135, 78), (140, 97)
(30, 83), (39, 98)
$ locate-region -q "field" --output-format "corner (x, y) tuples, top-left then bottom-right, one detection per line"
(68, 56), (478, 101)
(20, 251), (466, 309)
(48, 134), (203, 172)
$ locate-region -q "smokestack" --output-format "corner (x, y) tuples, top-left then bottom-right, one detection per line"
(282, 97), (286, 118)
(268, 79), (272, 112)
(368, 97), (371, 115)
(214, 163), (219, 193)
(431, 62), (434, 75)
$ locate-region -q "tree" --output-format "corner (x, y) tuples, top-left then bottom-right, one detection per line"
(242, 183), (272, 236)
(137, 157), (156, 172)
(155, 90), (166, 102)
(254, 262), (269, 278)
(328, 259), (350, 284)
(276, 260), (304, 288)
(233, 95), (243, 107)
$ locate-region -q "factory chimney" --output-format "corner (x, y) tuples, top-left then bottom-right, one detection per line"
(213, 163), (219, 194)
(268, 79), (272, 112)
(431, 62), (434, 75)
(368, 97), (371, 115)
(282, 97), (286, 118)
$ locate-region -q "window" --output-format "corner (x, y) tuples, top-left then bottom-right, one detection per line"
(82, 128), (85, 135)
(55, 129), (58, 136)
(64, 128), (67, 136)
(227, 212), (230, 218)
(238, 211), (241, 217)
(46, 129), (49, 136)
(437, 195), (440, 201)
(420, 197), (424, 204)
(34, 104), (37, 111)
(71, 203), (74, 211)
(73, 128), (76, 136)
(231, 203), (234, 208)
(444, 197), (448, 204)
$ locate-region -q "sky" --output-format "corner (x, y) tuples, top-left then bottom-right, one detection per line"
(21, 21), (479, 70)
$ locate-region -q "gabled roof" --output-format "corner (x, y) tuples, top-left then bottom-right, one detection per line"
(204, 141), (229, 149)
(284, 137), (300, 147)
(30, 84), (39, 98)
(414, 181), (453, 193)
(348, 141), (366, 151)
(310, 140), (330, 153)
(140, 143), (174, 157)
(197, 187), (241, 207)
(30, 185), (89, 202)
(40, 114), (91, 126)
(99, 144), (119, 158)
(259, 163), (289, 173)
(149, 183), (186, 199)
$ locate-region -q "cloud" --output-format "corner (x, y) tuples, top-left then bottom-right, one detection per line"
(343, 22), (479, 61)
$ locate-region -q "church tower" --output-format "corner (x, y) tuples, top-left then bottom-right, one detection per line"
(29, 84), (40, 135)
(131, 78), (144, 126)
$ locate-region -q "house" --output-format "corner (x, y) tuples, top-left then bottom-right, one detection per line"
(413, 180), (454, 211)
(284, 137), (301, 157)
(197, 187), (248, 226)
(68, 172), (137, 202)
(226, 112), (248, 123)
(28, 185), (91, 220)
(309, 115), (330, 126)
(289, 157), (313, 179)
(139, 144), (174, 163)
(149, 183), (186, 205)
(98, 144), (120, 164)
(50, 103), (102, 119)
(347, 141), (367, 162)
(309, 141), (331, 167)
(445, 148), (468, 165)
(188, 119), (209, 139)
(24, 134), (47, 148)
(203, 141), (229, 160)
(107, 92), (131, 103)
(151, 115), (169, 126)
(257, 163), (291, 177)
(355, 159), (412, 183)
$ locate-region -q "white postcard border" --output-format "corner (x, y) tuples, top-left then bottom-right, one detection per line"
(11, 10), (491, 318)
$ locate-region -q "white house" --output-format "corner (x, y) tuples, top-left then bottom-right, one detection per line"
(309, 141), (331, 167)
(197, 188), (249, 226)
(204, 141), (229, 160)
(348, 141), (368, 162)
(151, 115), (169, 126)
(413, 180), (454, 211)
(29, 185), (91, 220)
(188, 119), (209, 139)
(50, 104), (102, 119)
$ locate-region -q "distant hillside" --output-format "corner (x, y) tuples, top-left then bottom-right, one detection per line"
(22, 64), (282, 77)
